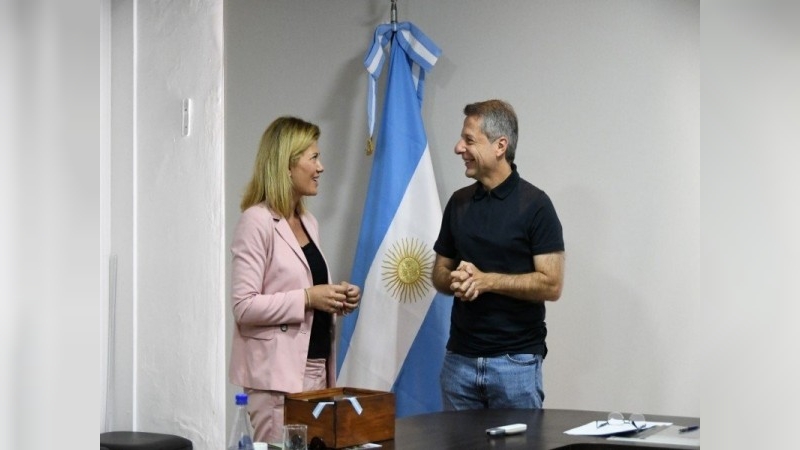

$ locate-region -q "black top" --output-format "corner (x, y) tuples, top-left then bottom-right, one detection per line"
(434, 167), (564, 357)
(302, 239), (332, 359)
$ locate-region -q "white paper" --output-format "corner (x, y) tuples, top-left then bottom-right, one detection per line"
(607, 424), (699, 448)
(563, 420), (673, 436)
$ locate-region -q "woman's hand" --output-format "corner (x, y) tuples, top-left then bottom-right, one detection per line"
(339, 281), (361, 315)
(306, 284), (347, 314)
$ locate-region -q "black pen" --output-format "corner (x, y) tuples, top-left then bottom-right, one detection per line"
(679, 425), (699, 433)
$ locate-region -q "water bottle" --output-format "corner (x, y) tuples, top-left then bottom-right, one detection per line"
(227, 392), (254, 450)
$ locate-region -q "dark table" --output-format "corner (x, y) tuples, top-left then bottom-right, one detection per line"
(379, 408), (700, 449)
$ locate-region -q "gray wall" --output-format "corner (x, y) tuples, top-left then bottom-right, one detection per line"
(225, 0), (700, 418)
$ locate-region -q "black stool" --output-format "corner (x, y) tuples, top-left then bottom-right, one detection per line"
(100, 431), (192, 450)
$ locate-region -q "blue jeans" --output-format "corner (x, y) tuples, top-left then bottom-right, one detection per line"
(440, 351), (544, 410)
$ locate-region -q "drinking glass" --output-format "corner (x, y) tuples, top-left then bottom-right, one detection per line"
(283, 424), (307, 450)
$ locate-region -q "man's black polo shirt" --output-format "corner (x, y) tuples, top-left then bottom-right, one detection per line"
(434, 168), (564, 357)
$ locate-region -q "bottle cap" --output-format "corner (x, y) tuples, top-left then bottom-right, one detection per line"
(235, 392), (248, 405)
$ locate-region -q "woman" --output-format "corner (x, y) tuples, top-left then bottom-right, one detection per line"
(229, 116), (361, 443)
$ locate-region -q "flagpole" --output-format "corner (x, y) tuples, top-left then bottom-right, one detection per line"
(390, 0), (397, 31)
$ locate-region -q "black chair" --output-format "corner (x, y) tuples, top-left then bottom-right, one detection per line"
(100, 431), (192, 450)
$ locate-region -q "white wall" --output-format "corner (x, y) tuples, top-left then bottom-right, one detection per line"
(225, 0), (700, 419)
(106, 1), (226, 449)
(701, 2), (800, 447)
(4, 1), (103, 449)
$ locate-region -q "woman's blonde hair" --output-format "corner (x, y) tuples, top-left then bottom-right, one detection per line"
(240, 116), (321, 217)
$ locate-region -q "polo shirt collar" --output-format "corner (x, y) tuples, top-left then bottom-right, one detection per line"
(473, 164), (519, 201)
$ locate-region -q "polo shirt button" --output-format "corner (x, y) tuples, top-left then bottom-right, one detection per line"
(280, 324), (288, 332)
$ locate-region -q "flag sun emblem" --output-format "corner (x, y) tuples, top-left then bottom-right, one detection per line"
(381, 238), (434, 303)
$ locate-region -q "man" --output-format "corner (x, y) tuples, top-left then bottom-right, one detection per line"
(432, 99), (565, 410)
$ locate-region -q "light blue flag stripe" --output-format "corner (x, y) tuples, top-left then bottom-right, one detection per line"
(338, 22), (449, 417)
(390, 291), (452, 415)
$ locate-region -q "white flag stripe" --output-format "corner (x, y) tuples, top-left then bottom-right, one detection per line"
(400, 29), (439, 66)
(411, 64), (421, 91)
(338, 148), (442, 390)
(366, 49), (384, 76)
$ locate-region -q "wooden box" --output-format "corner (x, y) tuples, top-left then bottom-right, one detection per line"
(284, 387), (395, 449)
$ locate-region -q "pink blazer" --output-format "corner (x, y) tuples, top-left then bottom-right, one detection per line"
(228, 203), (337, 393)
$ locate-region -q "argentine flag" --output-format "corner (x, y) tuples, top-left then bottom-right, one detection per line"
(337, 22), (451, 417)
